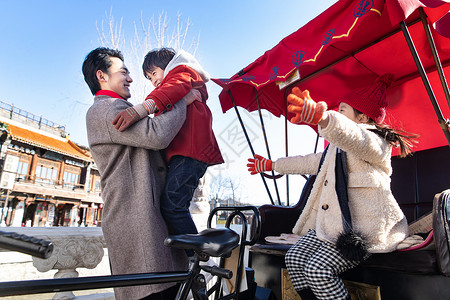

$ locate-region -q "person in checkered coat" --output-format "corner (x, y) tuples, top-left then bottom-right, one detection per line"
(248, 74), (416, 300)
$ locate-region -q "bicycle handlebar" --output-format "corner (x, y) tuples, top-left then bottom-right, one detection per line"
(0, 231), (53, 259)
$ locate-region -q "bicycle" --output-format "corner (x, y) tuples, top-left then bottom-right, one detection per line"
(0, 205), (261, 300)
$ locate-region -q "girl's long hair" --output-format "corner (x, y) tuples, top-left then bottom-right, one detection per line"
(369, 124), (418, 157)
(354, 109), (419, 157)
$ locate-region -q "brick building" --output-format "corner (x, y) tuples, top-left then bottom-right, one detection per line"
(0, 101), (103, 227)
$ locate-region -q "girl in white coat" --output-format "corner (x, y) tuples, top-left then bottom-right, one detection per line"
(247, 74), (416, 300)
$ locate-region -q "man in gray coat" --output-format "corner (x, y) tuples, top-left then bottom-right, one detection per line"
(82, 47), (197, 300)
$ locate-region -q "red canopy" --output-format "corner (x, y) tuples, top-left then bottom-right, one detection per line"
(213, 0), (450, 153)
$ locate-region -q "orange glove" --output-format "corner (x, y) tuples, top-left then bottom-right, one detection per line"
(287, 87), (327, 125)
(247, 154), (273, 175)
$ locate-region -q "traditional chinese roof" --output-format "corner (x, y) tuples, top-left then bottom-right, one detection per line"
(6, 123), (92, 161)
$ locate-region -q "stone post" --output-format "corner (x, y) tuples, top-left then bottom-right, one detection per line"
(190, 173), (212, 232)
(1, 227), (106, 300)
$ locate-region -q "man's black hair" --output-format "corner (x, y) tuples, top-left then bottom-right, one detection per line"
(142, 48), (176, 79)
(82, 47), (124, 95)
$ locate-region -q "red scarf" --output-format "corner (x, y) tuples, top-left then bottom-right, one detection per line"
(95, 90), (125, 99)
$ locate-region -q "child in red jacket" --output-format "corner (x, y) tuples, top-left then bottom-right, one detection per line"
(113, 48), (223, 258)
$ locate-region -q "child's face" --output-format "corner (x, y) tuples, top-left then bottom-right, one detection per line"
(338, 102), (368, 123)
(146, 67), (165, 88)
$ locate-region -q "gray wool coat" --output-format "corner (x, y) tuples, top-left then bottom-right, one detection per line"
(86, 95), (188, 300)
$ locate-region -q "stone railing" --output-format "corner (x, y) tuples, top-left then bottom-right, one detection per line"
(0, 180), (213, 299)
(0, 227), (112, 300)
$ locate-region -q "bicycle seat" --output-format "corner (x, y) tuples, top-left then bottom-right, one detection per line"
(164, 228), (240, 257)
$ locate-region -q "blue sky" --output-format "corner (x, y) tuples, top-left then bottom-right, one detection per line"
(0, 0), (336, 204)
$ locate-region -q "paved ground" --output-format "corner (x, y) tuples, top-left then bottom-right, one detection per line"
(1, 289), (115, 300)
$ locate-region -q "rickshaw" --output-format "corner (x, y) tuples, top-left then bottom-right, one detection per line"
(212, 0), (450, 299)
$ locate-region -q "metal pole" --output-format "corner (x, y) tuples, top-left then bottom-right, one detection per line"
(314, 134), (320, 153)
(228, 90), (275, 205)
(400, 21), (450, 147)
(254, 89), (281, 205)
(419, 8), (450, 109)
(284, 90), (290, 206)
(0, 271), (190, 297)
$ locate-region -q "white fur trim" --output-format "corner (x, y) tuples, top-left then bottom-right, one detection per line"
(164, 50), (210, 82)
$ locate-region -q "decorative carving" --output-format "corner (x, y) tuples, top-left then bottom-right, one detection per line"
(33, 236), (104, 272)
(281, 268), (301, 300)
(281, 268), (381, 300)
(343, 280), (381, 300)
(190, 174), (210, 215)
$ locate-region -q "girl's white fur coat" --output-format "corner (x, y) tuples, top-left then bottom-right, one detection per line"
(273, 111), (408, 253)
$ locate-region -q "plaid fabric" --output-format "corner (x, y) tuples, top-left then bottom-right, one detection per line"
(143, 99), (157, 114)
(285, 230), (360, 300)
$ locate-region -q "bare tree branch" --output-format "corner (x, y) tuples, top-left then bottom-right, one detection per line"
(97, 8), (200, 103)
(209, 175), (243, 207)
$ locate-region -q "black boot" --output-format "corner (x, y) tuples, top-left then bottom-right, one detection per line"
(296, 288), (318, 300)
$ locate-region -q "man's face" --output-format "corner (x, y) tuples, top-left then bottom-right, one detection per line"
(145, 67), (165, 88)
(99, 57), (133, 99)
